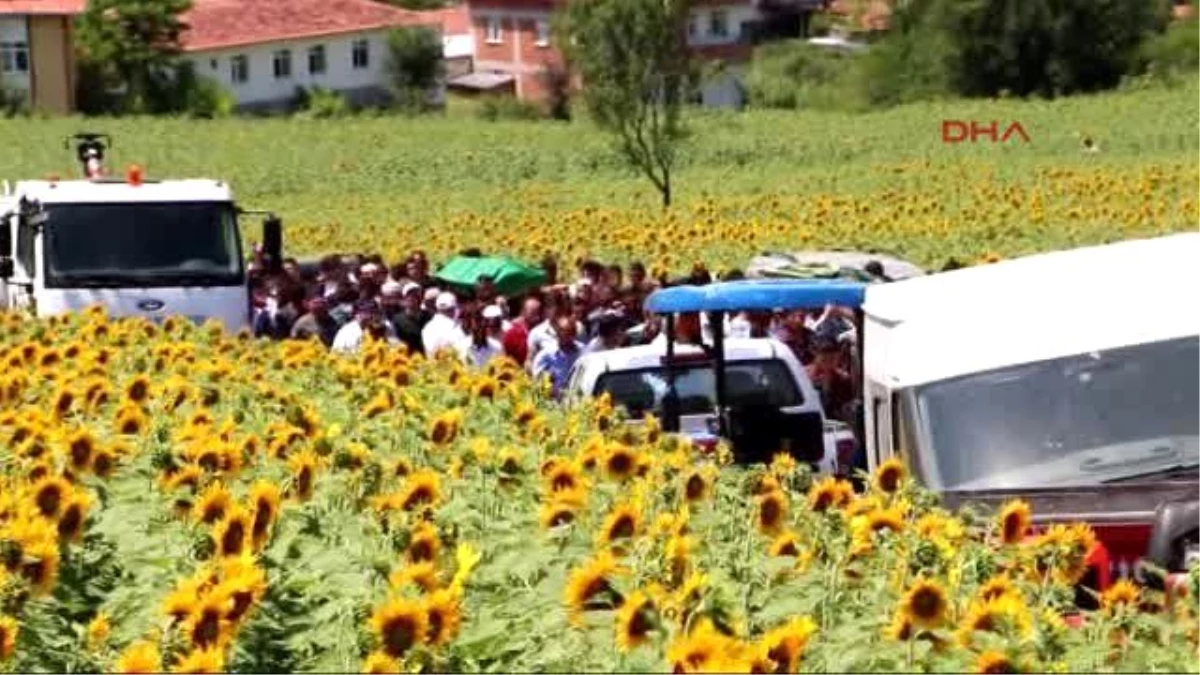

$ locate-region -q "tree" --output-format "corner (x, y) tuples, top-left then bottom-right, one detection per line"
(75, 0), (193, 113)
(558, 0), (693, 209)
(385, 27), (446, 112)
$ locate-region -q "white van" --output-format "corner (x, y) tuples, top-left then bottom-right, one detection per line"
(565, 337), (857, 475)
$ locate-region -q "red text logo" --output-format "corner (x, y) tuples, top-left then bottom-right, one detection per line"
(941, 120), (1031, 144)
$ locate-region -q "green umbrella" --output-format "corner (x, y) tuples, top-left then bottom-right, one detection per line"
(434, 255), (548, 297)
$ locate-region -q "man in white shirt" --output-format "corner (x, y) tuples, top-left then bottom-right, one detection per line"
(527, 306), (586, 368)
(422, 291), (466, 358)
(332, 300), (399, 354)
(456, 306), (504, 368)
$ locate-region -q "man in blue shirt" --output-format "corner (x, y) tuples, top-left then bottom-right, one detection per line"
(532, 316), (584, 399)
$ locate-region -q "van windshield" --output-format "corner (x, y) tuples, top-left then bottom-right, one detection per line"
(43, 202), (243, 288)
(913, 336), (1200, 491)
(594, 359), (803, 418)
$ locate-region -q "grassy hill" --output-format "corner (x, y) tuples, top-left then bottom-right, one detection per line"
(1, 80), (1195, 272)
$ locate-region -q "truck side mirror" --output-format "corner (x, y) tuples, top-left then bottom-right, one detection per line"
(262, 215), (282, 275)
(1137, 497), (1200, 586)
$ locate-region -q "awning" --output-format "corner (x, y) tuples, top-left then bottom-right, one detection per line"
(447, 71), (516, 91)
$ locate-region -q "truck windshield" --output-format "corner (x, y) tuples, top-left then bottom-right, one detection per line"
(594, 359), (803, 418)
(912, 336), (1200, 491)
(43, 202), (243, 288)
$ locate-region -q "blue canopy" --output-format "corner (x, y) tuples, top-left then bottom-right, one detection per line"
(644, 278), (868, 314)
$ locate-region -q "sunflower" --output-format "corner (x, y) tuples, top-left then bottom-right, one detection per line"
(361, 651), (401, 674)
(538, 498), (579, 530)
(873, 457), (906, 493)
(756, 490), (789, 535)
(86, 612), (110, 649)
(598, 502), (642, 547)
(19, 539), (61, 596)
(193, 482), (233, 525)
(898, 578), (948, 629)
(184, 592), (233, 649)
(978, 575), (1019, 603)
(30, 475), (72, 519)
(52, 385), (75, 419)
(544, 460), (585, 494)
(213, 506), (252, 557)
(957, 594), (1033, 647)
(564, 552), (624, 625)
(768, 531), (801, 558)
(428, 409), (463, 445)
(407, 521), (440, 564)
(248, 480), (282, 550)
(0, 615), (17, 661)
(91, 444), (121, 478)
(370, 597), (428, 658)
(422, 588), (463, 646)
(683, 466), (717, 503)
(974, 650), (1018, 674)
(666, 619), (735, 674)
(390, 561), (441, 593)
(113, 404), (149, 436)
(997, 500), (1032, 545)
(883, 612), (913, 641)
(397, 470), (442, 512)
(865, 506), (906, 535)
(362, 390), (394, 418)
(114, 640), (162, 673)
(760, 616), (818, 673)
(614, 590), (657, 653)
(806, 476), (853, 513)
(1101, 579), (1139, 613)
(171, 647), (225, 674)
(603, 443), (639, 481)
(124, 375), (152, 405)
(56, 492), (93, 542)
(66, 428), (97, 471)
(287, 449), (320, 501)
(216, 563), (268, 625)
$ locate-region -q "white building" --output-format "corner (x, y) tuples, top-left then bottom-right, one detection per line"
(181, 0), (443, 111)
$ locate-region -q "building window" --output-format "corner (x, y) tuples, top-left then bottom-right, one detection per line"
(273, 49), (292, 79)
(0, 42), (29, 73)
(308, 45), (327, 75)
(535, 19), (550, 47)
(210, 58), (218, 71)
(687, 13), (698, 39)
(230, 55), (249, 84)
(352, 39), (370, 69)
(709, 9), (728, 38)
(486, 17), (503, 44)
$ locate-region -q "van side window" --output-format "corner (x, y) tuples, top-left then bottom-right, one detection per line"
(15, 219), (35, 277)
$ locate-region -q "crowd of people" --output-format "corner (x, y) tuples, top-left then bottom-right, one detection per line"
(246, 249), (868, 424)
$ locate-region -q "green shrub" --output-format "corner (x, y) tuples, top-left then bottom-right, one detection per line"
(296, 87), (351, 119)
(475, 95), (543, 121)
(744, 40), (867, 111)
(1137, 13), (1200, 82)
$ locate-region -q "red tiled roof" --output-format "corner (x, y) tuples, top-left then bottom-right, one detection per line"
(827, 0), (891, 31)
(416, 3), (470, 35)
(0, 0), (85, 15)
(181, 0), (437, 52)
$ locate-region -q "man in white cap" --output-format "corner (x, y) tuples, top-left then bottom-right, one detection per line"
(482, 303), (508, 342)
(457, 306), (504, 368)
(421, 291), (466, 358)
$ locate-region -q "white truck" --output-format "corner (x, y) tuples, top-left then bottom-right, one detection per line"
(859, 232), (1199, 588)
(565, 337), (858, 476)
(0, 133), (283, 332)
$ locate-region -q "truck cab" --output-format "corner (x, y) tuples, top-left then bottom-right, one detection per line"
(0, 134), (282, 332)
(860, 233), (1200, 587)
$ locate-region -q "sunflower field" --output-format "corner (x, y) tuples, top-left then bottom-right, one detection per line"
(0, 309), (1197, 674)
(1, 79), (1197, 274)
